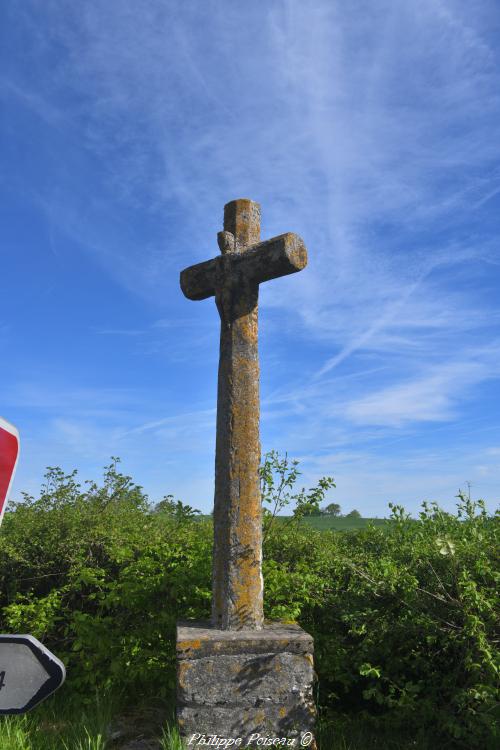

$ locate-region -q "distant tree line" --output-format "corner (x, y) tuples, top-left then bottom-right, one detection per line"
(305, 502), (361, 518)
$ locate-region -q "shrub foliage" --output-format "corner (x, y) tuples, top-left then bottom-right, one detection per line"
(0, 455), (498, 748)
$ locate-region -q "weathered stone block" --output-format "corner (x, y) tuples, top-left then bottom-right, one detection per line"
(176, 621), (316, 748)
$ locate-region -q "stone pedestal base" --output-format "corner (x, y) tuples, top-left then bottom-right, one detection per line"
(176, 621), (316, 748)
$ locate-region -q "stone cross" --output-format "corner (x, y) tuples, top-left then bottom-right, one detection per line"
(180, 199), (307, 630)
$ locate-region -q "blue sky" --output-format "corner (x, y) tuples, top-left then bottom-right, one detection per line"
(2, 0), (500, 516)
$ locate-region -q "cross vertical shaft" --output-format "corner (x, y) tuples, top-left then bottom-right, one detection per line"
(212, 199), (263, 630)
(180, 198), (307, 632)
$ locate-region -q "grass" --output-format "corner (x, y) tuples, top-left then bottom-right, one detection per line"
(0, 690), (166, 750)
(0, 691), (114, 750)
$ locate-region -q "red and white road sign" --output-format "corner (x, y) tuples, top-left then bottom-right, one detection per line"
(0, 418), (19, 526)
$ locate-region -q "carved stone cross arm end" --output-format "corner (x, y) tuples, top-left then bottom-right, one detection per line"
(179, 232), (308, 301)
(179, 257), (218, 301)
(239, 232), (308, 284)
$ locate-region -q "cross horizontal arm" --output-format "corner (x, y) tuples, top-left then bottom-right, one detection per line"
(180, 232), (307, 301)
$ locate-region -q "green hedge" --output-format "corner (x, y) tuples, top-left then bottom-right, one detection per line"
(0, 459), (498, 748)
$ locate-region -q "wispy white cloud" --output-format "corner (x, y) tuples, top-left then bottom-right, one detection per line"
(117, 408), (215, 439)
(0, 77), (65, 129)
(2, 382), (143, 416)
(342, 360), (491, 427)
(289, 431), (500, 516)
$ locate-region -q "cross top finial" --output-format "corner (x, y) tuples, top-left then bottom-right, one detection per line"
(224, 199), (261, 247)
(218, 199), (261, 256)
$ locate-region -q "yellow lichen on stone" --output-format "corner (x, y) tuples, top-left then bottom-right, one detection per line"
(177, 661), (193, 689)
(177, 639), (202, 652)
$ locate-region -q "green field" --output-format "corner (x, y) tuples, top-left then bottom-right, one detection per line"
(299, 515), (389, 531)
(200, 515), (390, 531)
